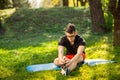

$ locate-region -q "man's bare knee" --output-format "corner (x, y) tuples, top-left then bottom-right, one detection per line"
(76, 57), (83, 64)
(54, 58), (60, 66)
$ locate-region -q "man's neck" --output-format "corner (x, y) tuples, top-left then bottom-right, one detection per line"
(70, 41), (74, 45)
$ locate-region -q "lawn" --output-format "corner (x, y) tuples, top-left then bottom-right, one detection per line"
(0, 7), (120, 80)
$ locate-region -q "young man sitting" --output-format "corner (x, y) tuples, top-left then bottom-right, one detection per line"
(54, 23), (86, 76)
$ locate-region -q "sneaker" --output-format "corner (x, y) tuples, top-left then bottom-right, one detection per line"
(61, 68), (66, 75)
(61, 68), (70, 76)
(65, 68), (69, 76)
(61, 64), (66, 75)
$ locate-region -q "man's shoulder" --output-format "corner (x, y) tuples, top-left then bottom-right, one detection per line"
(59, 35), (67, 43)
(61, 35), (67, 40)
(58, 35), (68, 46)
(76, 35), (81, 39)
(76, 35), (85, 42)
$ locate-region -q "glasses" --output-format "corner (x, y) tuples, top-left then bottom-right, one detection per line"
(66, 35), (75, 38)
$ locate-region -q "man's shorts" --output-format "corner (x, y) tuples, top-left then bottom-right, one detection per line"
(65, 53), (86, 67)
(65, 53), (86, 60)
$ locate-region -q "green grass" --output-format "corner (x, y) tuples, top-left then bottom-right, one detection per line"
(0, 7), (120, 80)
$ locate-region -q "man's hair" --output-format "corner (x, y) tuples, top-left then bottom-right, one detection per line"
(65, 23), (76, 34)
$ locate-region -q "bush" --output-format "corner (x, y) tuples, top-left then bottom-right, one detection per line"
(0, 0), (13, 9)
(104, 11), (113, 32)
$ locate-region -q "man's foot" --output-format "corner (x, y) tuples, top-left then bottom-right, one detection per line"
(61, 68), (70, 76)
(61, 64), (66, 75)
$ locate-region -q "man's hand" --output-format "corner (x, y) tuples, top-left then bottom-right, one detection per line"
(63, 57), (73, 67)
(65, 59), (74, 67)
(59, 58), (66, 65)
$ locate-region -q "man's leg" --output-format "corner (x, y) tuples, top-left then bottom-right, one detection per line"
(54, 56), (66, 66)
(54, 58), (60, 66)
(54, 57), (68, 75)
(54, 56), (84, 75)
(67, 57), (83, 72)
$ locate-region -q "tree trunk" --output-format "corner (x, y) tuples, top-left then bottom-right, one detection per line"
(114, 19), (120, 46)
(79, 0), (87, 6)
(63, 0), (69, 6)
(88, 0), (106, 33)
(109, 0), (120, 46)
(0, 19), (2, 29)
(0, 19), (5, 35)
(73, 0), (76, 7)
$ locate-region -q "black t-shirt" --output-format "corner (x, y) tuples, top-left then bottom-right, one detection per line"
(58, 35), (85, 55)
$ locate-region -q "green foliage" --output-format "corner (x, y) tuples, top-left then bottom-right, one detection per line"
(12, 0), (30, 8)
(51, 0), (61, 6)
(101, 0), (113, 32)
(0, 0), (13, 9)
(0, 7), (120, 80)
(0, 0), (9, 9)
(104, 11), (113, 31)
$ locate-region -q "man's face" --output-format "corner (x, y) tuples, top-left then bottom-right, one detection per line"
(65, 32), (76, 43)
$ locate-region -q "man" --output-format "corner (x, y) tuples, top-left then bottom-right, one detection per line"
(54, 23), (86, 76)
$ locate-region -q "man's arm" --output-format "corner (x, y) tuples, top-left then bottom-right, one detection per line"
(71, 45), (85, 62)
(58, 45), (64, 59)
(66, 45), (85, 66)
(58, 45), (66, 64)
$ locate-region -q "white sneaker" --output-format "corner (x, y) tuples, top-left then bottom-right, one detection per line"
(61, 68), (69, 76)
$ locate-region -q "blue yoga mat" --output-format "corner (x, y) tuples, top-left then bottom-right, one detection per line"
(26, 63), (60, 72)
(26, 59), (115, 72)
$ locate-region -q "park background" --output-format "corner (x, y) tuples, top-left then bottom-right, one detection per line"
(0, 0), (120, 80)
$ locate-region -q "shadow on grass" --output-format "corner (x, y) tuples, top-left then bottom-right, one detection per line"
(0, 7), (91, 50)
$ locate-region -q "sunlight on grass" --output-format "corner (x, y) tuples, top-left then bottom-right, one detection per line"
(80, 65), (95, 80)
(18, 41), (58, 54)
(40, 71), (57, 80)
(86, 35), (114, 59)
(0, 49), (9, 54)
(0, 8), (16, 20)
(0, 66), (14, 78)
(31, 71), (58, 80)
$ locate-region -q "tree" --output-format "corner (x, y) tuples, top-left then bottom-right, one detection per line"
(12, 0), (30, 8)
(62, 0), (69, 6)
(0, 0), (8, 9)
(0, 0), (13, 9)
(108, 0), (120, 46)
(0, 19), (5, 35)
(77, 0), (87, 6)
(73, 0), (87, 7)
(88, 0), (106, 33)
